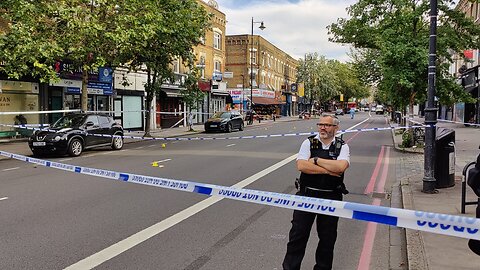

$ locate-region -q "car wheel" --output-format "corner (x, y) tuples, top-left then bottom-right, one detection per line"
(111, 133), (124, 150)
(68, 138), (83, 157)
(239, 122), (244, 131)
(226, 123), (232, 133)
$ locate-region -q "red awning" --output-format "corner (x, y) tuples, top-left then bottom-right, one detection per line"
(252, 97), (284, 105)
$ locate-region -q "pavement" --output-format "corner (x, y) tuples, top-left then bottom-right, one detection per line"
(1, 114), (480, 269)
(390, 117), (480, 269)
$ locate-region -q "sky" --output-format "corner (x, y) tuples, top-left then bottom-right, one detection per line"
(211, 0), (358, 62)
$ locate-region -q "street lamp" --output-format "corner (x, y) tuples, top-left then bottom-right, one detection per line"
(250, 17), (266, 111)
(240, 74), (245, 113)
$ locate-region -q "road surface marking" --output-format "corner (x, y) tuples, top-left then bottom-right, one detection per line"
(2, 167), (19, 172)
(364, 146), (385, 195)
(357, 147), (390, 270)
(134, 146), (145, 149)
(226, 144), (236, 147)
(59, 158), (73, 162)
(64, 153), (298, 270)
(0, 197), (8, 201)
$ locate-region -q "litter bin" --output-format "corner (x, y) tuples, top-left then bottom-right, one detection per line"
(395, 111), (402, 123)
(434, 127), (455, 188)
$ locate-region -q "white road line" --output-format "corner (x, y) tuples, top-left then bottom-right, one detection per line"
(226, 144), (236, 147)
(64, 153), (298, 270)
(59, 158), (73, 162)
(0, 197), (8, 201)
(2, 167), (19, 172)
(134, 146), (145, 149)
(153, 158), (171, 164)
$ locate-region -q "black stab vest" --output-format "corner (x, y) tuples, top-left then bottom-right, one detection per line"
(299, 136), (344, 191)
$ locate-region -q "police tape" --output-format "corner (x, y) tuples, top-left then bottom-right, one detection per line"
(0, 123), (432, 142)
(1, 149), (479, 240)
(0, 109), (81, 115)
(437, 119), (480, 127)
(0, 109), (212, 115)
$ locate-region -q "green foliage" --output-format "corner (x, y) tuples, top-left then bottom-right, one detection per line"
(296, 53), (369, 104)
(181, 69), (205, 111)
(0, 0), (210, 133)
(328, 0), (480, 109)
(401, 130), (414, 148)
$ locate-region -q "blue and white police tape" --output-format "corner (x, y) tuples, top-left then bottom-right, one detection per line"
(0, 123), (432, 142)
(1, 149), (479, 240)
(0, 109), (81, 115)
(437, 119), (480, 127)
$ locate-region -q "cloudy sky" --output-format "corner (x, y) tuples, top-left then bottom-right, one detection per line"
(211, 0), (357, 62)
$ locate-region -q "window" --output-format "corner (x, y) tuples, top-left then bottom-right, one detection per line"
(198, 55), (206, 78)
(251, 50), (256, 65)
(214, 60), (221, 72)
(214, 32), (221, 50)
(173, 58), (180, 73)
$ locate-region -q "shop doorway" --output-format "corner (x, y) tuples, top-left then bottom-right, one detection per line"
(49, 87), (63, 124)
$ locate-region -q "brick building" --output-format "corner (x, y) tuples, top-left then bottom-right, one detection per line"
(224, 34), (298, 117)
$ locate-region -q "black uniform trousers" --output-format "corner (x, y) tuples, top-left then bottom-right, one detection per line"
(283, 191), (342, 270)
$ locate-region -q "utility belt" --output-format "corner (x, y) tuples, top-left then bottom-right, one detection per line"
(295, 178), (349, 197)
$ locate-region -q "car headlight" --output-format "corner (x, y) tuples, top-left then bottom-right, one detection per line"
(54, 136), (62, 141)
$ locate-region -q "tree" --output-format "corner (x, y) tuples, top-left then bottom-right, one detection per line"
(297, 53), (338, 110)
(296, 53), (369, 110)
(121, 0), (210, 136)
(0, 1), (62, 82)
(0, 0), (153, 111)
(180, 69), (205, 131)
(328, 0), (480, 114)
(329, 60), (370, 102)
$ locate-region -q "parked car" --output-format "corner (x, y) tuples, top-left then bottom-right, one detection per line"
(204, 111), (244, 133)
(28, 113), (124, 157)
(335, 109), (344, 115)
(375, 105), (385, 115)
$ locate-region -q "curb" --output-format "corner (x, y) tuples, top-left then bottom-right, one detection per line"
(390, 122), (429, 269)
(400, 178), (429, 270)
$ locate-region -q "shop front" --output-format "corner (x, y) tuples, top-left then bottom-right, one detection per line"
(113, 69), (146, 130)
(49, 66), (114, 123)
(0, 80), (40, 137)
(228, 88), (283, 119)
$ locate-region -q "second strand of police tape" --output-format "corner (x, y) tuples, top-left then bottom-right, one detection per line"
(1, 150), (479, 241)
(0, 123), (430, 142)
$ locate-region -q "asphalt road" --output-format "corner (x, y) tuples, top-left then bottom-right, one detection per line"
(0, 112), (401, 269)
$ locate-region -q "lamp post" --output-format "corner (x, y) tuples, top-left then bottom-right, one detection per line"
(423, 0), (438, 193)
(240, 74), (245, 113)
(250, 17), (265, 111)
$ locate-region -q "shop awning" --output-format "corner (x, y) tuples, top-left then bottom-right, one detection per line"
(252, 97), (284, 105)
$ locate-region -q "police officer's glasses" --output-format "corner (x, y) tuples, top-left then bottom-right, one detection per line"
(316, 123), (337, 128)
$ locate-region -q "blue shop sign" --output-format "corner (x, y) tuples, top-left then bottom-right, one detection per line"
(65, 81), (113, 95)
(98, 67), (113, 83)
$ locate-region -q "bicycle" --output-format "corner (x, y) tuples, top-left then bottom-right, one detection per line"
(413, 127), (425, 145)
(401, 127), (425, 147)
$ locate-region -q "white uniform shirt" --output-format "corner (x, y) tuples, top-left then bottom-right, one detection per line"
(297, 135), (350, 164)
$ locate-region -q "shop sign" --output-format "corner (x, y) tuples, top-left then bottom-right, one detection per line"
(66, 82), (113, 95)
(98, 67), (113, 83)
(0, 80), (39, 93)
(50, 79), (82, 89)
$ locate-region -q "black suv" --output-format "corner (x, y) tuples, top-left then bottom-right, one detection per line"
(28, 113), (124, 157)
(204, 111), (244, 133)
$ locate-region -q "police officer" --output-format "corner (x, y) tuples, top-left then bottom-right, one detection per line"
(283, 114), (350, 270)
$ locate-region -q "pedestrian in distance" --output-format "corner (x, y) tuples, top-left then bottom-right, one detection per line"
(349, 108), (355, 119)
(283, 114), (350, 270)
